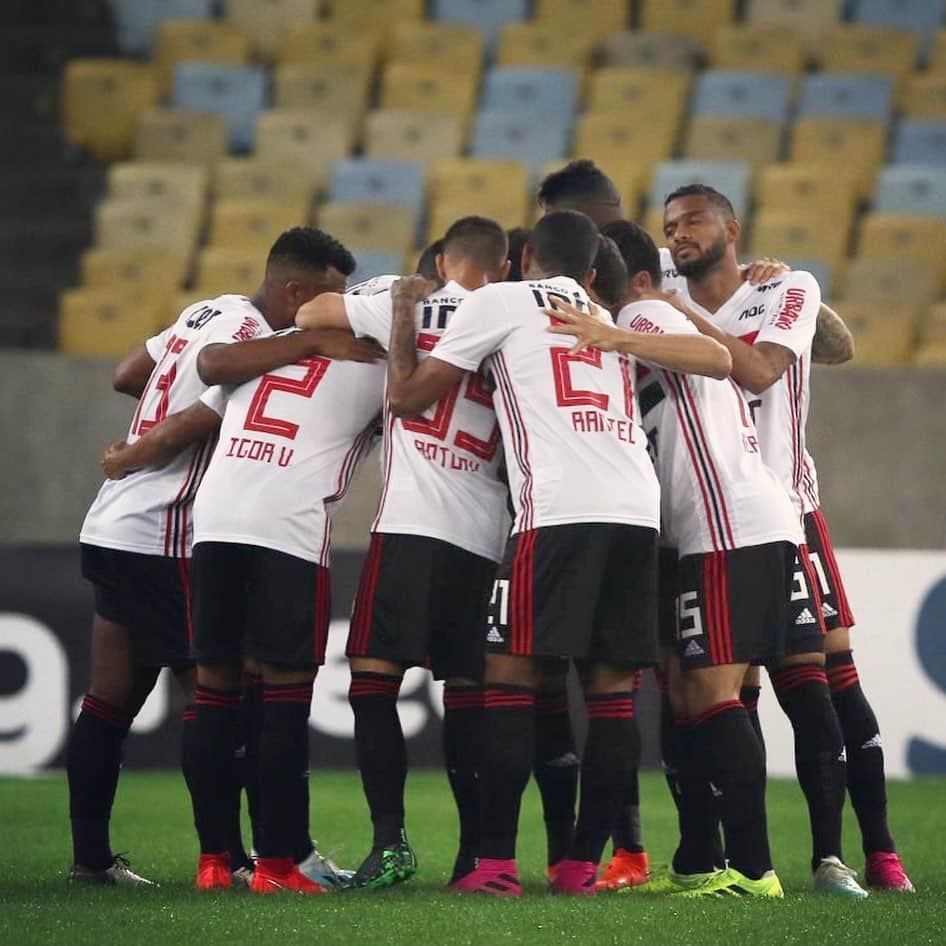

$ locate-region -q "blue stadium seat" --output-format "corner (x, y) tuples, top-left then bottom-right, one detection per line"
(650, 160), (752, 215)
(433, 0), (528, 47)
(874, 166), (946, 217)
(784, 259), (833, 298)
(481, 67), (579, 118)
(172, 63), (266, 152)
(894, 120), (946, 165)
(348, 250), (404, 286)
(471, 111), (570, 166)
(112, 0), (213, 55)
(693, 70), (792, 122)
(329, 159), (426, 220)
(852, 0), (943, 58)
(798, 73), (894, 123)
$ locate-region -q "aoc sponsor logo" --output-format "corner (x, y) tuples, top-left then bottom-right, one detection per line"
(774, 288), (806, 330)
(737, 304), (765, 321)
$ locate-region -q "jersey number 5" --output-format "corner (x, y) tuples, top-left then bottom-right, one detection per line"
(244, 357), (329, 440)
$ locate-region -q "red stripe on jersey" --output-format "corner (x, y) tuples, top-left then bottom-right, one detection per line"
(728, 379), (752, 429)
(739, 331), (759, 345)
(512, 530), (536, 655)
(417, 332), (439, 352)
(164, 445), (201, 557)
(493, 353), (534, 531)
(372, 409), (398, 533)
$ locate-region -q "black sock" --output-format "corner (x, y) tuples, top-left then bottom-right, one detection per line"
(349, 671), (405, 848)
(258, 682), (313, 860)
(67, 695), (133, 870)
(694, 701), (772, 880)
(479, 685), (535, 861)
(533, 689), (578, 866)
(443, 684), (483, 880)
(671, 720), (724, 875)
(827, 650), (895, 854)
(610, 718), (644, 853)
(191, 685), (240, 854)
(740, 684), (766, 761)
(569, 692), (636, 866)
(240, 671), (264, 854)
(771, 665), (846, 871)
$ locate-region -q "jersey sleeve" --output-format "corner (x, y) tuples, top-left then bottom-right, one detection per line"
(658, 247), (687, 293)
(431, 285), (513, 372)
(343, 290), (393, 348)
(616, 300), (699, 335)
(199, 385), (228, 417)
(755, 271), (821, 357)
(144, 325), (173, 361)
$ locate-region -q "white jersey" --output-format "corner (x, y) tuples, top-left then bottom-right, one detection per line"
(346, 273), (397, 297)
(344, 280), (511, 561)
(659, 248), (822, 515)
(432, 276), (660, 534)
(80, 295), (271, 558)
(193, 334), (384, 566)
(622, 299), (802, 557)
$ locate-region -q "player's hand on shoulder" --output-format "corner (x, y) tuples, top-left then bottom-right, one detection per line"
(741, 257), (790, 285)
(639, 287), (689, 315)
(307, 329), (385, 364)
(102, 441), (131, 480)
(543, 298), (617, 353)
(391, 274), (441, 310)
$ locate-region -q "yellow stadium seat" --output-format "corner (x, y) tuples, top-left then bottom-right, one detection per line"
(931, 30), (946, 73)
(94, 198), (199, 256)
(534, 0), (628, 38)
(816, 25), (917, 87)
(214, 157), (322, 203)
(364, 109), (464, 165)
(575, 113), (676, 183)
(134, 109), (229, 164)
(916, 302), (946, 364)
(382, 63), (479, 117)
(195, 247), (264, 296)
(839, 302), (919, 365)
(223, 0), (319, 61)
(497, 22), (595, 70)
(427, 159), (530, 239)
(63, 60), (159, 162)
(600, 31), (700, 70)
(389, 22), (483, 73)
(684, 117), (783, 168)
(153, 20), (249, 94)
(857, 214), (946, 288)
(902, 74), (946, 118)
(639, 0), (735, 48)
(755, 163), (857, 227)
(273, 62), (371, 118)
(80, 247), (188, 290)
(712, 24), (804, 77)
(642, 206), (666, 246)
(210, 199), (308, 251)
(60, 287), (170, 357)
(790, 119), (886, 198)
(841, 258), (939, 307)
(750, 210), (848, 269)
(326, 0), (424, 28)
(255, 109), (354, 173)
(316, 203), (415, 256)
(746, 0), (844, 54)
(587, 67), (690, 125)
(107, 162), (208, 213)
(277, 22), (384, 70)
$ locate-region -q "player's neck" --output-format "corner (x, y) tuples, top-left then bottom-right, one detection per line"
(685, 257), (743, 314)
(445, 263), (488, 292)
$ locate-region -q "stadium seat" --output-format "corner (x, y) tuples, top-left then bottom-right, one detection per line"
(916, 301), (946, 362)
(214, 157), (321, 202)
(784, 259), (834, 299)
(791, 119), (887, 198)
(903, 74), (946, 119)
(329, 159), (426, 222)
(111, 0), (213, 56)
(746, 0), (844, 53)
(432, 0), (529, 47)
(586, 68), (690, 127)
(348, 249), (405, 285)
(650, 159), (752, 215)
(107, 162), (208, 212)
(389, 22), (483, 74)
(711, 24), (804, 77)
(94, 197), (200, 255)
(576, 113), (676, 182)
(692, 70), (791, 122)
(798, 74), (894, 123)
(931, 30), (946, 72)
(154, 19), (249, 94)
(817, 25), (918, 87)
(316, 203), (415, 256)
(382, 63), (479, 117)
(59, 287), (170, 357)
(893, 121), (946, 165)
(80, 247), (188, 291)
(874, 166), (946, 217)
(750, 210), (848, 269)
(850, 0), (944, 60)
(364, 109), (464, 166)
(858, 214), (946, 288)
(600, 31), (699, 69)
(471, 111), (570, 167)
(210, 199), (308, 251)
(842, 257), (939, 307)
(683, 117), (782, 168)
(533, 0), (628, 39)
(273, 62), (372, 117)
(481, 68), (579, 118)
(276, 22), (384, 70)
(838, 302), (919, 365)
(756, 163), (858, 226)
(497, 22), (595, 70)
(134, 108), (229, 164)
(194, 246), (263, 295)
(329, 0), (424, 28)
(427, 158), (530, 238)
(223, 0), (319, 61)
(255, 109), (354, 176)
(171, 63), (267, 152)
(63, 60), (159, 162)
(639, 0), (736, 48)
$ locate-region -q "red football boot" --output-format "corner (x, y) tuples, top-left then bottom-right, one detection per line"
(196, 853), (232, 891)
(596, 849), (650, 891)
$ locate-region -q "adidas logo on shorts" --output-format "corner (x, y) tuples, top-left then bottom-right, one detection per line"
(486, 626), (504, 644)
(822, 602), (838, 618)
(795, 607), (817, 625)
(861, 734), (883, 751)
(683, 639), (704, 657)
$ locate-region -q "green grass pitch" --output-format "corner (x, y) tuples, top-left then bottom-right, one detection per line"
(2, 771), (944, 946)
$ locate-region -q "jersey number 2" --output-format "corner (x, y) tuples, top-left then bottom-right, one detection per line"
(244, 357), (329, 441)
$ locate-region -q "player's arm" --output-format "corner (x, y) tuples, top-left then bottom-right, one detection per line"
(386, 275), (466, 417)
(101, 402), (221, 480)
(112, 345), (156, 398)
(294, 292), (349, 331)
(812, 303), (855, 365)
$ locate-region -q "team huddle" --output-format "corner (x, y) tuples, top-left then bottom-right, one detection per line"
(67, 161), (914, 899)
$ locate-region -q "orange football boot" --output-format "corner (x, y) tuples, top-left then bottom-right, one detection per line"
(596, 849), (650, 891)
(250, 857), (327, 895)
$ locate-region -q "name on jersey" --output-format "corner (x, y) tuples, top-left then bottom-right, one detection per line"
(627, 314), (664, 335)
(413, 439), (482, 473)
(774, 288), (806, 331)
(571, 410), (635, 444)
(224, 436), (294, 467)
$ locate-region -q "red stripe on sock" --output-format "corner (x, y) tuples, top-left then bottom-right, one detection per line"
(692, 700), (743, 728)
(444, 687), (483, 711)
(771, 665), (827, 694)
(484, 687), (534, 710)
(81, 695), (133, 728)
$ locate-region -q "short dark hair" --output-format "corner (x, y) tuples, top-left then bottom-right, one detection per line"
(528, 210), (599, 281)
(267, 226), (356, 276)
(601, 219), (661, 285)
(442, 215), (508, 271)
(538, 159), (619, 209)
(416, 239), (444, 280)
(591, 235), (628, 309)
(505, 227), (531, 281)
(664, 184), (735, 218)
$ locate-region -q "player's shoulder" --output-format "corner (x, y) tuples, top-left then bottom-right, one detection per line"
(617, 298), (688, 334)
(658, 246), (677, 280)
(176, 294), (264, 336)
(753, 269), (819, 297)
(346, 274), (398, 296)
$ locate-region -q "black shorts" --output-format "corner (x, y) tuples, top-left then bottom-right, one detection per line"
(486, 523), (658, 668)
(657, 547), (680, 651)
(804, 509), (856, 630)
(347, 532), (495, 681)
(782, 543), (828, 656)
(676, 541), (799, 669)
(80, 543), (192, 668)
(191, 541), (330, 669)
